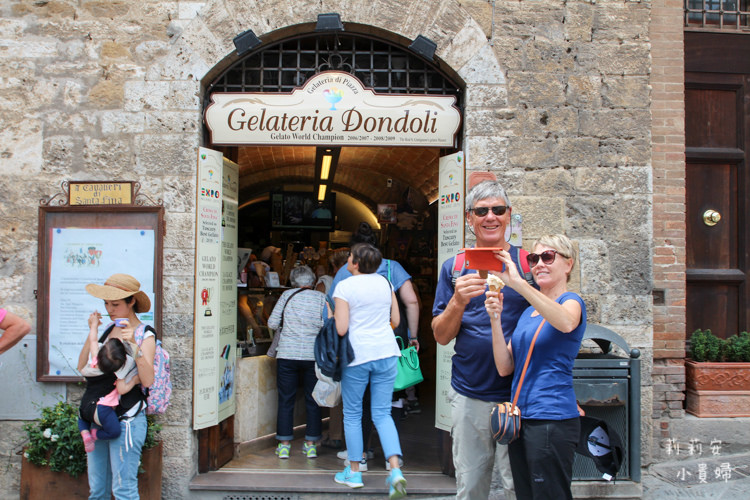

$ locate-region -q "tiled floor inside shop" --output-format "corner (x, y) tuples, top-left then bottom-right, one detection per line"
(226, 398), (443, 473)
(191, 394), (458, 496)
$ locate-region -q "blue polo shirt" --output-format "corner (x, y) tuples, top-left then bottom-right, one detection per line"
(329, 259), (411, 298)
(432, 246), (532, 402)
(511, 291), (586, 420)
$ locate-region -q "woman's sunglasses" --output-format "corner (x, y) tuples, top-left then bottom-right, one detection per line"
(526, 249), (566, 267)
(468, 205), (507, 217)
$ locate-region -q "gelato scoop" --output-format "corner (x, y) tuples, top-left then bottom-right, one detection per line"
(487, 274), (505, 292)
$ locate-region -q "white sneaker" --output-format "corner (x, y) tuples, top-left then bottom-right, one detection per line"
(344, 457), (368, 472)
(385, 456), (404, 471)
(336, 449), (348, 460)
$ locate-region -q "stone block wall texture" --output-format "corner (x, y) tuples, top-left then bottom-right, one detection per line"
(0, 0), (675, 497)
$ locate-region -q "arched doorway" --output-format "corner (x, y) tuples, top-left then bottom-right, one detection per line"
(199, 27), (464, 481)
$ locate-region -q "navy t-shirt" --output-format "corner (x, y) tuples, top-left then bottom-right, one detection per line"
(432, 246), (532, 402)
(511, 291), (586, 420)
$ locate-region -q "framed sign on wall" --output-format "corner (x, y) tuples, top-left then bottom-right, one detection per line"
(36, 205), (164, 382)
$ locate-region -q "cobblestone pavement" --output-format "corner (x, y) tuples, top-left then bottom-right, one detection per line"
(642, 452), (750, 499)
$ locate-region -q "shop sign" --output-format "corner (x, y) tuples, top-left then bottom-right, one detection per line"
(69, 181), (133, 205)
(435, 151), (465, 432)
(193, 147), (238, 430)
(204, 70), (461, 147)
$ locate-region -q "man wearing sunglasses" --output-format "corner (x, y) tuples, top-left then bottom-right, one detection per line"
(432, 180), (536, 500)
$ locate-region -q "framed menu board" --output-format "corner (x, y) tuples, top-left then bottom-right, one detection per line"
(36, 205), (164, 382)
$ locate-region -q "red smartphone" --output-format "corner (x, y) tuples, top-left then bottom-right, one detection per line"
(463, 247), (505, 271)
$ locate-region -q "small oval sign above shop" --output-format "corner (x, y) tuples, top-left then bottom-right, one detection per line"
(204, 70), (461, 147)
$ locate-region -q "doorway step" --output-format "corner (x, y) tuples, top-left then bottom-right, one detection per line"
(189, 468), (457, 498)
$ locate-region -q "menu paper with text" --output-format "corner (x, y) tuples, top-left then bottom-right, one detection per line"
(47, 228), (155, 377)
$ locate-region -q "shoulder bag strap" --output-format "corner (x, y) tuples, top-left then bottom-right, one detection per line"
(279, 287), (309, 330)
(98, 324), (115, 343)
(511, 318), (546, 408)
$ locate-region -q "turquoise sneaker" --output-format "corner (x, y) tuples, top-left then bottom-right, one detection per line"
(302, 442), (317, 458)
(387, 468), (407, 499)
(334, 465), (364, 488)
(275, 443), (290, 459)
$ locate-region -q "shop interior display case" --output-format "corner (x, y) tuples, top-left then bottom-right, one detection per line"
(236, 287), (284, 357)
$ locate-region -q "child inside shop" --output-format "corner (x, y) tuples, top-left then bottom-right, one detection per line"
(77, 313), (140, 453)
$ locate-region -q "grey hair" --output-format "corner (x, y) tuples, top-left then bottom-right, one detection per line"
(465, 180), (511, 211)
(533, 234), (577, 281)
(290, 265), (316, 288)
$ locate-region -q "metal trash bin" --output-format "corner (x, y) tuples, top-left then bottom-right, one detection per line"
(573, 324), (641, 481)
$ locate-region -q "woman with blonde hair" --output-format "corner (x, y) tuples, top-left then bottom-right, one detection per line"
(486, 234), (586, 500)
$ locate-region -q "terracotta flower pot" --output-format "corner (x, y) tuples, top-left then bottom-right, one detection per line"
(685, 359), (750, 417)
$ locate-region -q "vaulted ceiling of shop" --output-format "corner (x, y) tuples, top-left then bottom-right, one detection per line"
(236, 146), (439, 211)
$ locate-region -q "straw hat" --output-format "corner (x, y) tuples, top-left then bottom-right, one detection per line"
(85, 273), (151, 313)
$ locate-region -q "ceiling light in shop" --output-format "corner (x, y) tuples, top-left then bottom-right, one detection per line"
(317, 184), (327, 202)
(320, 154), (332, 180)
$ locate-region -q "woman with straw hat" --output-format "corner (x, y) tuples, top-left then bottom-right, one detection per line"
(77, 273), (156, 500)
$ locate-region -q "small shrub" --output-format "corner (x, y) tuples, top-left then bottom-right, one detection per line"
(23, 401), (87, 477)
(726, 332), (750, 362)
(689, 329), (723, 362)
(689, 329), (750, 362)
(23, 401), (162, 478)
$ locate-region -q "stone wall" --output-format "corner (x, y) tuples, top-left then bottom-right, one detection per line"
(0, 1), (664, 498)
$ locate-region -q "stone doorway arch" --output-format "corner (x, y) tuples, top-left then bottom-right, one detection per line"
(145, 0), (509, 173)
(143, 0), (507, 483)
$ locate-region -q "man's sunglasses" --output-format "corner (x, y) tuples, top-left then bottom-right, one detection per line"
(468, 205), (507, 217)
(526, 249), (566, 267)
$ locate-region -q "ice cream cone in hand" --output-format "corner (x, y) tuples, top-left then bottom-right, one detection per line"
(487, 274), (505, 292)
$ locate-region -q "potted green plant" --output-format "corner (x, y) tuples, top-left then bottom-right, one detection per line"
(20, 401), (162, 500)
(686, 329), (750, 417)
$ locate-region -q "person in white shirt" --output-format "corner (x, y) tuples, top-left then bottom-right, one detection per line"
(332, 243), (407, 499)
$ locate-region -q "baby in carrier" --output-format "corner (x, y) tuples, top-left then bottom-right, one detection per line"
(78, 333), (140, 452)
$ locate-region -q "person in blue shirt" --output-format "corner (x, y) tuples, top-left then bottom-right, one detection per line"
(432, 180), (531, 500)
(486, 234), (586, 500)
(329, 222), (419, 470)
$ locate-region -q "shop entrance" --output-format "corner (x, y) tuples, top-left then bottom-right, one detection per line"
(226, 143), (442, 475)
(198, 28), (464, 481)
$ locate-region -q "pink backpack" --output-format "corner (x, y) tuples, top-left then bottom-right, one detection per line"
(134, 324), (172, 415)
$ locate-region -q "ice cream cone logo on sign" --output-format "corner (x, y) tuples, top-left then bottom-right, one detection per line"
(323, 87), (344, 110)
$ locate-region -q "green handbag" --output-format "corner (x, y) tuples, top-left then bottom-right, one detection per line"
(393, 337), (424, 391)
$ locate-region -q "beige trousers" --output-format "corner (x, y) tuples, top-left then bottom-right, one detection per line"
(450, 388), (515, 500)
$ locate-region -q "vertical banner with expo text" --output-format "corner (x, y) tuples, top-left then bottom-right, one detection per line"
(218, 158), (238, 422)
(193, 148), (237, 429)
(435, 151), (464, 431)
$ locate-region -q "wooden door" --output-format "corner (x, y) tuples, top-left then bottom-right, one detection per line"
(685, 32), (750, 339)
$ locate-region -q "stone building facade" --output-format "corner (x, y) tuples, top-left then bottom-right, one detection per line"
(0, 0), (691, 498)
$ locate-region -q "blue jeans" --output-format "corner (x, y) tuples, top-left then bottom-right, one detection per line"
(276, 358), (322, 441)
(78, 405), (122, 440)
(341, 356), (402, 463)
(87, 410), (146, 500)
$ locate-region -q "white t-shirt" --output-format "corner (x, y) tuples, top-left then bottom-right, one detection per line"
(333, 273), (400, 367)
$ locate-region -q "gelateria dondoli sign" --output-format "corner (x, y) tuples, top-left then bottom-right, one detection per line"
(204, 70), (461, 147)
